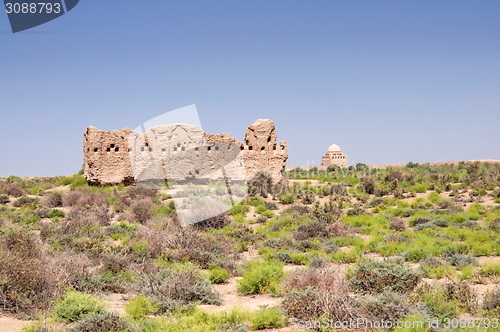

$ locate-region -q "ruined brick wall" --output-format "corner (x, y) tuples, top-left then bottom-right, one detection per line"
(83, 127), (135, 186)
(242, 119), (288, 182)
(83, 119), (288, 185)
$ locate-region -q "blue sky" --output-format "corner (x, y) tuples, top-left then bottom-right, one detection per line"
(1, 1), (499, 176)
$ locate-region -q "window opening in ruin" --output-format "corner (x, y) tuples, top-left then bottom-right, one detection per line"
(273, 145), (276, 150)
(162, 148), (166, 152)
(280, 145), (284, 150)
(240, 146), (244, 150)
(195, 147), (199, 151)
(195, 169), (199, 175)
(115, 147), (119, 152)
(106, 147), (110, 152)
(249, 146), (253, 150)
(215, 146), (219, 151)
(261, 147), (265, 151)
(177, 143), (181, 147)
(149, 148), (153, 152)
(173, 147), (177, 151)
(141, 147), (144, 151)
(94, 148), (98, 152)
(267, 137), (271, 142)
(128, 148), (132, 152)
(210, 142), (215, 147)
(110, 144), (115, 148)
(207, 146), (211, 151)
(181, 147), (185, 151)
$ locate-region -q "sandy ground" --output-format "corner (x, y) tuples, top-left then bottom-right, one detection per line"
(0, 316), (32, 332)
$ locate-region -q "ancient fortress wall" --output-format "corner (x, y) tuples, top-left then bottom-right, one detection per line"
(83, 119), (287, 186)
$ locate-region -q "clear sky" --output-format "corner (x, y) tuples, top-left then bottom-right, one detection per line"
(1, 1), (499, 177)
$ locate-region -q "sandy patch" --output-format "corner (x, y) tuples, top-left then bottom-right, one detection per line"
(199, 278), (282, 313)
(0, 316), (32, 332)
(45, 185), (71, 192)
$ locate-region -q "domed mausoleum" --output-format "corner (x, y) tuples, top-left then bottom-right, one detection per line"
(321, 144), (347, 167)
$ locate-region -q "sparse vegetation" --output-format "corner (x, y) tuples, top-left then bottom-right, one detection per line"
(0, 162), (500, 330)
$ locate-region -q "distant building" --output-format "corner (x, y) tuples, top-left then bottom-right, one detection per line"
(321, 144), (347, 168)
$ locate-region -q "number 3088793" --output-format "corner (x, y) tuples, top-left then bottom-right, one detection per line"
(5, 3), (61, 14)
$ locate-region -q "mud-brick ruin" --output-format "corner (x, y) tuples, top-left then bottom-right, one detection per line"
(83, 119), (288, 186)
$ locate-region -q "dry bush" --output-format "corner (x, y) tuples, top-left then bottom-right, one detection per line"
(13, 196), (37, 207)
(195, 212), (231, 230)
(389, 218), (406, 232)
(2, 182), (25, 197)
(293, 220), (351, 241)
(359, 290), (412, 322)
(437, 200), (452, 209)
(0, 226), (60, 314)
(444, 279), (478, 313)
(282, 268), (365, 325)
(133, 264), (222, 314)
(129, 198), (153, 224)
(62, 190), (84, 207)
(349, 260), (422, 294)
(0, 195), (9, 205)
(49, 251), (103, 293)
(126, 186), (157, 200)
(41, 192), (63, 208)
(155, 223), (238, 272)
(67, 206), (110, 226)
(66, 311), (132, 332)
(41, 208), (110, 256)
(483, 287), (500, 312)
(280, 205), (311, 220)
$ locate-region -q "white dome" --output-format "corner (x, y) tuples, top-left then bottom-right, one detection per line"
(327, 144), (341, 152)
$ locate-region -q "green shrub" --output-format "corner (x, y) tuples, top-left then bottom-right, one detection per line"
(46, 209), (65, 219)
(278, 194), (295, 204)
(416, 284), (464, 320)
(228, 204), (249, 215)
(479, 262), (500, 278)
(125, 295), (156, 320)
(349, 260), (421, 294)
(248, 198), (262, 206)
(428, 191), (443, 203)
(255, 205), (267, 214)
(260, 210), (275, 218)
(22, 319), (57, 332)
(445, 213), (469, 224)
(237, 260), (284, 295)
(409, 184), (427, 193)
(209, 266), (229, 284)
(51, 291), (107, 323)
(66, 311), (131, 332)
(249, 307), (285, 330)
(332, 249), (361, 264)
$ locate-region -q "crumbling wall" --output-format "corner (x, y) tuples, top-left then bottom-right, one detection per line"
(83, 127), (135, 186)
(83, 119), (288, 185)
(242, 119), (288, 182)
